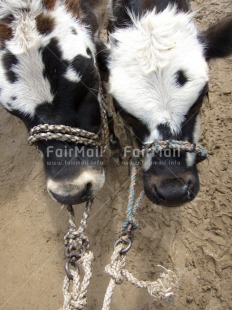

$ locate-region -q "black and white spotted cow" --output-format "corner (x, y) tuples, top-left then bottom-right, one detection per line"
(106, 0), (232, 206)
(0, 0), (108, 205)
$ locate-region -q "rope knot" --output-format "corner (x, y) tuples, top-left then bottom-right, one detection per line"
(121, 218), (138, 235)
(71, 300), (87, 310)
(65, 230), (89, 265)
(105, 242), (129, 285)
(105, 264), (125, 285)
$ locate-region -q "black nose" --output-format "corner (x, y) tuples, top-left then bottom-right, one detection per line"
(49, 183), (93, 205)
(150, 178), (198, 206)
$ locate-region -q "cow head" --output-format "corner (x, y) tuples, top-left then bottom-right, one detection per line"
(0, 0), (107, 205)
(107, 6), (232, 206)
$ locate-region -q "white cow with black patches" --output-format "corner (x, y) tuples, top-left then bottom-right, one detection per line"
(106, 0), (232, 206)
(0, 0), (107, 205)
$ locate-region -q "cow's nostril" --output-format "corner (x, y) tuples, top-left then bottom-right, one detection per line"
(153, 186), (165, 202)
(86, 182), (92, 191)
(186, 180), (195, 199)
(85, 182), (93, 200)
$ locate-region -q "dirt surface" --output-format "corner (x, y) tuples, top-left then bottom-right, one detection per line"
(0, 1), (232, 309)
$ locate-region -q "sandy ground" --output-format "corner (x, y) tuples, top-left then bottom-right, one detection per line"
(0, 1), (232, 309)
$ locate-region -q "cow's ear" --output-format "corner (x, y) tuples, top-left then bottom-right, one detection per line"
(201, 15), (232, 60)
(95, 39), (110, 73)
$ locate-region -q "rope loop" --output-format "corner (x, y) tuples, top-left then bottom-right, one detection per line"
(114, 236), (132, 255)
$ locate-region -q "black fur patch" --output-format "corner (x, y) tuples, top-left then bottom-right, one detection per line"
(110, 0), (190, 30)
(157, 123), (172, 140)
(137, 0), (190, 13)
(42, 38), (68, 95)
(71, 55), (98, 84)
(86, 48), (92, 57)
(176, 70), (188, 86)
(181, 83), (208, 142)
(2, 52), (18, 83)
(71, 27), (77, 35)
(201, 15), (232, 60)
(95, 39), (109, 74)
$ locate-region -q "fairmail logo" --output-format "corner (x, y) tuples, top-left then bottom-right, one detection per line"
(46, 146), (104, 158)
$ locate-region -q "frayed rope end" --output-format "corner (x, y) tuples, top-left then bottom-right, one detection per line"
(147, 265), (178, 303)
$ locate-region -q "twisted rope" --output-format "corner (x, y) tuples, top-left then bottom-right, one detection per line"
(99, 88), (110, 153)
(142, 140), (208, 162)
(61, 202), (94, 310)
(28, 87), (109, 153)
(29, 124), (98, 138)
(102, 159), (178, 310)
(121, 159), (145, 234)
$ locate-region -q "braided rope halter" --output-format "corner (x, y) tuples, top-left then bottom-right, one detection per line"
(28, 87), (109, 153)
(142, 139), (208, 162)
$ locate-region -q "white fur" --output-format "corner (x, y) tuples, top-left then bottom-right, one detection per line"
(0, 48), (54, 115)
(0, 0), (42, 20)
(0, 0), (96, 117)
(108, 6), (209, 145)
(48, 3), (96, 61)
(64, 67), (81, 83)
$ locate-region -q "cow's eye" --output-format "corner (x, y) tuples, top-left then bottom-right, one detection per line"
(176, 70), (188, 86)
(86, 48), (92, 56)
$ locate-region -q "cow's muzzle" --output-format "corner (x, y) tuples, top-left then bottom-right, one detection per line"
(144, 172), (199, 206)
(47, 170), (105, 205)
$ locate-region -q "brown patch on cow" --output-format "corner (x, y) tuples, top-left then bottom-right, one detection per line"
(65, 0), (80, 19)
(0, 22), (13, 49)
(42, 0), (57, 10)
(36, 14), (55, 35)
